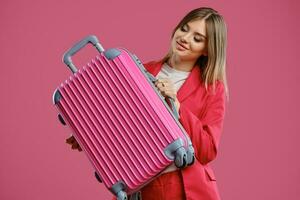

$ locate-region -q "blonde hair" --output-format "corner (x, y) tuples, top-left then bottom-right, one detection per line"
(163, 7), (229, 98)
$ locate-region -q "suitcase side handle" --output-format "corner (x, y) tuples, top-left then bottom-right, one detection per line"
(62, 35), (104, 73)
(145, 72), (180, 119)
(168, 98), (179, 119)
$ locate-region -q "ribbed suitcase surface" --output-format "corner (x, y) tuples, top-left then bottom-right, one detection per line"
(53, 36), (194, 199)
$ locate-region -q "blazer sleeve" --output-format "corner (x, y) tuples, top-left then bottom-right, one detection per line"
(179, 82), (226, 165)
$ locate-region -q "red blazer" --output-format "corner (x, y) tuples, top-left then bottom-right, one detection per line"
(144, 61), (226, 200)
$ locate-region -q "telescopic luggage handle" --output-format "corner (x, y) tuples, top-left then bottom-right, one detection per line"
(63, 35), (104, 73)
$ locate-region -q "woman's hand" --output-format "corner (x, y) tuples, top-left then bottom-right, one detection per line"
(155, 78), (180, 113)
(66, 135), (82, 152)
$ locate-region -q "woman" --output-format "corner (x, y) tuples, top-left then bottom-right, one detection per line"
(67, 7), (228, 200)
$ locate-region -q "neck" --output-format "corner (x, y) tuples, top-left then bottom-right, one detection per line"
(168, 55), (195, 72)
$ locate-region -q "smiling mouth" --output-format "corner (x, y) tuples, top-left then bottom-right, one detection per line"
(176, 41), (188, 50)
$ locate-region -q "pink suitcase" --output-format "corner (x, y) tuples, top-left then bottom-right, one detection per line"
(53, 35), (194, 200)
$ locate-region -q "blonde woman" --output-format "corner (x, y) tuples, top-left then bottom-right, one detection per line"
(140, 7), (228, 200)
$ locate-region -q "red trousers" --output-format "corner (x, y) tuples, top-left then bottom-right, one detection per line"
(112, 170), (185, 200)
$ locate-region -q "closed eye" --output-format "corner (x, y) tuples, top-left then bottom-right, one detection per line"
(180, 24), (188, 32)
(194, 36), (204, 43)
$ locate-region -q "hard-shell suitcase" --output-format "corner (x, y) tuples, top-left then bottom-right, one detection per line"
(53, 35), (194, 200)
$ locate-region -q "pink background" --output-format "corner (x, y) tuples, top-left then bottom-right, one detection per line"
(1, 0), (299, 199)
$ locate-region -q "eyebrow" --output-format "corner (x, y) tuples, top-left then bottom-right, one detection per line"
(186, 23), (207, 39)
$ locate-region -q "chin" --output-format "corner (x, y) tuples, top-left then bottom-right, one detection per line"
(173, 51), (189, 59)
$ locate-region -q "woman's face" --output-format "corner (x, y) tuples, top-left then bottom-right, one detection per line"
(170, 19), (208, 63)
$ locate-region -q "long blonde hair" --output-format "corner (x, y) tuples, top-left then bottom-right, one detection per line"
(163, 7), (229, 98)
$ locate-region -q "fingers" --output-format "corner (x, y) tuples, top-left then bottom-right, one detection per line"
(66, 135), (82, 151)
(155, 79), (172, 87)
(155, 79), (176, 99)
(71, 142), (79, 149)
(71, 142), (82, 151)
(162, 90), (177, 99)
(77, 146), (82, 152)
(66, 135), (75, 144)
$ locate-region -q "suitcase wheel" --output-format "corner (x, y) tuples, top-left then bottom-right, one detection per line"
(130, 191), (141, 200)
(117, 190), (127, 200)
(174, 147), (187, 168)
(58, 114), (66, 125)
(187, 147), (195, 166)
(188, 155), (195, 166)
(187, 156), (195, 166)
(94, 171), (102, 183)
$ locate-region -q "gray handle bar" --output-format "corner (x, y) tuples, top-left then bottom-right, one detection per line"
(62, 35), (104, 73)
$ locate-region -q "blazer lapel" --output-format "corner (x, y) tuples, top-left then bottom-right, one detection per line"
(177, 66), (202, 102)
(144, 61), (163, 77)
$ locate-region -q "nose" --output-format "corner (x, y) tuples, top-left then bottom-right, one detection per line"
(180, 37), (187, 44)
